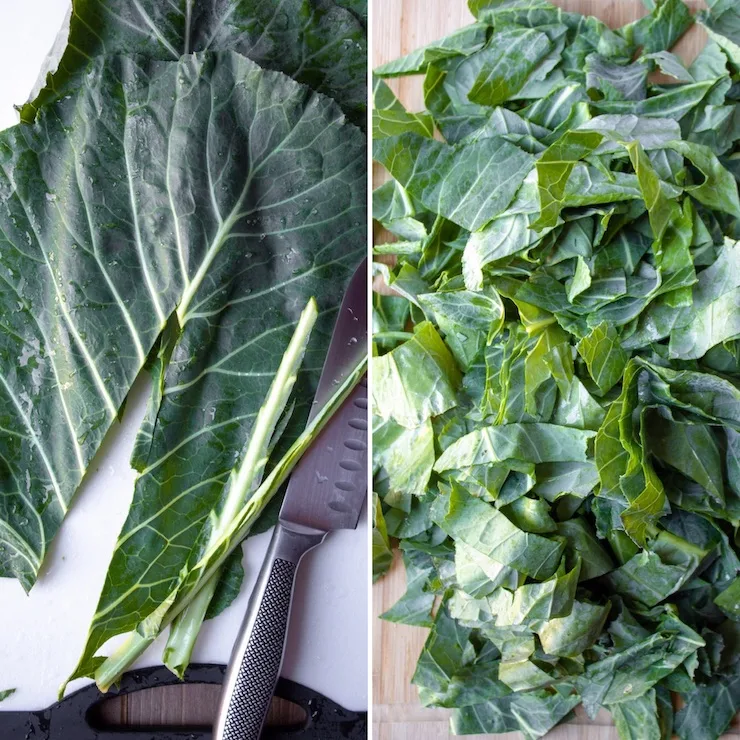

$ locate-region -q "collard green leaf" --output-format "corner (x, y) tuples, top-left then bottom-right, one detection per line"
(646, 413), (724, 504)
(557, 517), (613, 580)
(372, 77), (435, 139)
(0, 51), (365, 592)
(381, 548), (436, 627)
(579, 611), (703, 715)
(586, 55), (648, 102)
(715, 576), (740, 619)
(464, 27), (553, 107)
(432, 484), (565, 580)
(374, 133), (534, 232)
(203, 547), (245, 621)
(373, 417), (435, 499)
(699, 1), (740, 66)
(375, 23), (488, 77)
(372, 180), (428, 241)
(609, 688), (664, 740)
(372, 321), (460, 429)
(435, 423), (595, 471)
(532, 129), (604, 229)
(24, 0), (368, 126)
(372, 494), (393, 583)
(418, 288), (504, 370)
(675, 663), (740, 740)
(537, 599), (610, 657)
(455, 540), (518, 598)
(576, 321), (629, 395)
(606, 530), (710, 608)
(450, 688), (581, 738)
(412, 597), (472, 688)
(623, 0), (693, 54)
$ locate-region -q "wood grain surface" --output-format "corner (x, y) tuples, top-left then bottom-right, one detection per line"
(96, 684), (304, 729)
(371, 2), (734, 739)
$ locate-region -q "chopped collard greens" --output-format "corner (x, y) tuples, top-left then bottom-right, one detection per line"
(373, 0), (740, 737)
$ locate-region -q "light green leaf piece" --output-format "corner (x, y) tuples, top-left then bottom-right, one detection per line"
(451, 688), (581, 738)
(553, 377), (606, 431)
(622, 0), (694, 54)
(670, 288), (740, 359)
(373, 417), (435, 498)
(714, 575), (740, 619)
(375, 23), (489, 77)
(586, 55), (648, 101)
(373, 180), (428, 241)
(502, 560), (580, 626)
(374, 132), (534, 232)
(533, 462), (599, 502)
(372, 321), (461, 429)
(464, 27), (553, 107)
(463, 205), (551, 290)
(646, 415), (724, 504)
(372, 494), (393, 583)
(381, 547), (436, 627)
(537, 600), (610, 657)
(432, 484), (565, 579)
(699, 1), (740, 65)
(418, 288), (504, 369)
(609, 689), (664, 740)
(668, 141), (740, 219)
(579, 113), (682, 150)
(606, 531), (709, 608)
(533, 129), (605, 229)
(644, 51), (695, 82)
(455, 540), (518, 599)
(669, 239), (740, 359)
(503, 495), (558, 533)
(557, 518), (614, 580)
(524, 325), (573, 414)
(566, 256), (592, 302)
(594, 80), (717, 121)
(435, 423), (595, 472)
(373, 77), (435, 138)
(576, 321), (629, 394)
(412, 597), (476, 699)
(498, 658), (553, 692)
(0, 689), (15, 703)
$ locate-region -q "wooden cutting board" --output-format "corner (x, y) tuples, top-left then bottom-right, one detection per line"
(372, 2), (738, 739)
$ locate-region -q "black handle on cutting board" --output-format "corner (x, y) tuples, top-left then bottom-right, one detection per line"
(0, 664), (366, 740)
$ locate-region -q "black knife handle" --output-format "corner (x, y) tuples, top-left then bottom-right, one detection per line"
(214, 524), (326, 740)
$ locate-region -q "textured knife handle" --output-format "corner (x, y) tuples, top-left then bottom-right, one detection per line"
(214, 524), (325, 740)
(218, 558), (296, 740)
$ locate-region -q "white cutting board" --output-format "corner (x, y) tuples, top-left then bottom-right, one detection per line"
(0, 1), (368, 713)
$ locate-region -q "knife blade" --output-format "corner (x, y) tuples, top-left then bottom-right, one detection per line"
(214, 260), (367, 740)
(279, 259), (368, 533)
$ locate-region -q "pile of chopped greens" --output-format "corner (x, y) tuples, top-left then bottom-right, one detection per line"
(0, 0), (366, 693)
(372, 0), (740, 737)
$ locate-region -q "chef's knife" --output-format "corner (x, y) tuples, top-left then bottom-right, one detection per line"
(214, 260), (368, 740)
